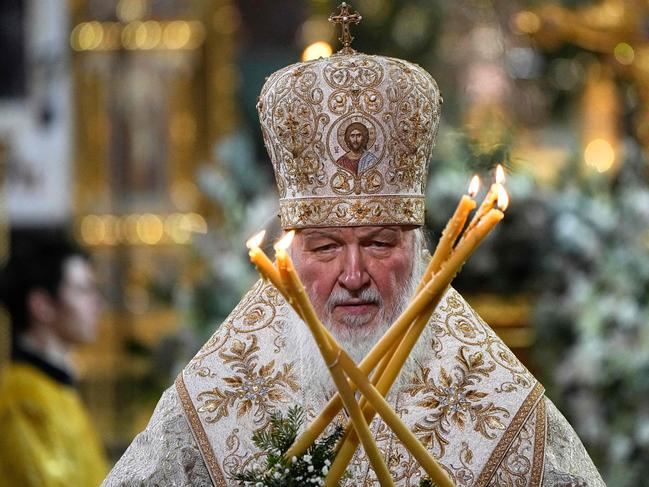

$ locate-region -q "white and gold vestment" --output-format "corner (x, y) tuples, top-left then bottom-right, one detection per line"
(104, 281), (604, 486)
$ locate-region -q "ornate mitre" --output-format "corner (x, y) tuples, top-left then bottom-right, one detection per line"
(257, 6), (442, 229)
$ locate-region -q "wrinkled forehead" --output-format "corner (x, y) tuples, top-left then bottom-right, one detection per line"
(296, 225), (416, 242)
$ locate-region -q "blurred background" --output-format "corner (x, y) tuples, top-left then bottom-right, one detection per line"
(0, 0), (648, 484)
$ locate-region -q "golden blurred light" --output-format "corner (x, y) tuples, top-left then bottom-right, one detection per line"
(584, 138), (615, 172)
(71, 21), (104, 51)
(163, 21), (191, 49)
(246, 230), (266, 250)
(101, 214), (121, 245)
(302, 41), (333, 61)
(512, 11), (541, 34)
(274, 230), (295, 252)
(104, 22), (121, 50)
(134, 21), (148, 49)
(124, 214), (141, 244)
(121, 21), (138, 49)
(598, 1), (623, 27)
(80, 215), (106, 245)
(614, 42), (634, 65)
(497, 185), (510, 211)
(117, 0), (147, 23)
(142, 21), (162, 49)
(136, 214), (164, 245)
(495, 164), (506, 184)
(164, 213), (191, 244)
(179, 213), (208, 234)
(468, 175), (480, 198)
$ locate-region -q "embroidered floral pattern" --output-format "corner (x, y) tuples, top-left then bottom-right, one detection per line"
(257, 52), (442, 228)
(404, 346), (510, 458)
(279, 195), (425, 228)
(196, 335), (299, 424)
(180, 284), (545, 487)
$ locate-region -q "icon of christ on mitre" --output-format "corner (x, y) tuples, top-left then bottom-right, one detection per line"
(103, 4), (605, 486)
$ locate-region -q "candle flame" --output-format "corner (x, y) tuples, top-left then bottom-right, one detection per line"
(468, 175), (480, 198)
(495, 164), (506, 184)
(274, 230), (295, 251)
(497, 185), (509, 211)
(246, 230), (266, 249)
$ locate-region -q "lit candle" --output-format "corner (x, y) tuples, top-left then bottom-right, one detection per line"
(423, 174), (479, 289)
(246, 230), (285, 293)
(464, 164), (505, 237)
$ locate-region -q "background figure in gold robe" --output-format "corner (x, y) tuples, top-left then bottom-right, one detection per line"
(0, 231), (108, 487)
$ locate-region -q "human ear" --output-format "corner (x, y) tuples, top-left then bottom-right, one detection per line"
(26, 289), (58, 325)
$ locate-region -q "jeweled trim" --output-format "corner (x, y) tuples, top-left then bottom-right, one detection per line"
(279, 195), (425, 228)
(477, 381), (545, 486)
(176, 374), (227, 487)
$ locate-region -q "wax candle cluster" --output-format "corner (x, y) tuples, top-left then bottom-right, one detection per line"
(246, 166), (509, 487)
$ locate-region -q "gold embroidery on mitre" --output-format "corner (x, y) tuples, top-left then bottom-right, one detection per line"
(258, 43), (442, 228)
(279, 195), (425, 228)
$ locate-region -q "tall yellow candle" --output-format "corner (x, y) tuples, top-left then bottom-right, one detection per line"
(288, 180), (481, 458)
(274, 233), (395, 487)
(424, 176), (479, 285)
(325, 351), (455, 487)
(464, 165), (505, 238)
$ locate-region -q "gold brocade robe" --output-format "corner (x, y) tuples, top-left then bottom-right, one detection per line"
(0, 362), (108, 487)
(102, 280), (605, 486)
(175, 281), (553, 486)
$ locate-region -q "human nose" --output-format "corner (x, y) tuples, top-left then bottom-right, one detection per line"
(338, 245), (370, 291)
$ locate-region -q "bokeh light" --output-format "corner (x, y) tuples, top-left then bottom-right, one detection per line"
(512, 11), (541, 34)
(302, 41), (333, 61)
(614, 43), (635, 65)
(584, 138), (616, 173)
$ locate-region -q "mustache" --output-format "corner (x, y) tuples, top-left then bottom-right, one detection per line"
(326, 287), (384, 313)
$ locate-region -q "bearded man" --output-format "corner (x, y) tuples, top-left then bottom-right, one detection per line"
(103, 11), (605, 487)
(335, 122), (379, 175)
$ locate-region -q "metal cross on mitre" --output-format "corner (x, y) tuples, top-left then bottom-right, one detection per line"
(329, 2), (362, 54)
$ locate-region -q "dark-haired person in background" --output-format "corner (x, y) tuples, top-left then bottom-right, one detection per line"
(0, 231), (108, 486)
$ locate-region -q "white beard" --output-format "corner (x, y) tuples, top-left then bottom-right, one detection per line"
(286, 235), (432, 405)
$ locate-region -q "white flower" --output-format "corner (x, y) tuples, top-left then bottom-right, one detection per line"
(291, 456), (297, 464)
(324, 459), (331, 466)
(322, 466), (329, 475)
(303, 454), (312, 463)
(308, 465), (314, 472)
